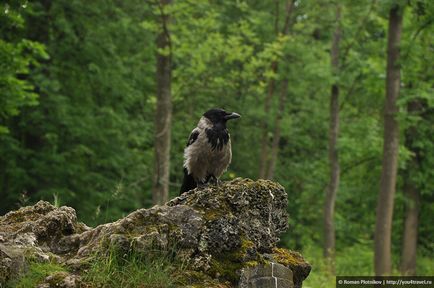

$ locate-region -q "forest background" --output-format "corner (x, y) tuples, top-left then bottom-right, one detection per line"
(1, 0), (433, 286)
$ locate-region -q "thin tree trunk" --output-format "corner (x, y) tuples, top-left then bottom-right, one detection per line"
(258, 61), (278, 179)
(266, 77), (288, 179)
(274, 0), (280, 37)
(400, 99), (422, 276)
(259, 0), (294, 179)
(400, 174), (420, 276)
(152, 0), (172, 205)
(323, 5), (341, 268)
(374, 4), (404, 276)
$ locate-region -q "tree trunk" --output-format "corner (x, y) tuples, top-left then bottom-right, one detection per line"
(258, 61), (278, 179)
(266, 77), (288, 179)
(323, 5), (341, 267)
(400, 99), (422, 276)
(152, 0), (172, 205)
(374, 4), (404, 276)
(258, 0), (294, 179)
(400, 174), (420, 276)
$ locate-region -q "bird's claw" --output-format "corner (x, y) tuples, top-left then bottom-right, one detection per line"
(197, 182), (208, 189)
(208, 175), (222, 187)
(198, 176), (221, 189)
(215, 178), (222, 187)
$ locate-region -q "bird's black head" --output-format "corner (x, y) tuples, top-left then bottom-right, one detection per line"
(203, 108), (241, 128)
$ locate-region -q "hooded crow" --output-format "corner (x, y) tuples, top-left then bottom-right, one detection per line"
(180, 108), (241, 194)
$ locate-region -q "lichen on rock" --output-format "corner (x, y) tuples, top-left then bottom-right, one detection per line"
(0, 178), (310, 287)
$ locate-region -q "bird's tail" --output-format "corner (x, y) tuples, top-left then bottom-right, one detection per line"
(180, 168), (197, 195)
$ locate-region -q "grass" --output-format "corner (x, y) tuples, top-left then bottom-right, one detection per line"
(83, 245), (184, 288)
(9, 243), (432, 288)
(8, 249), (183, 288)
(302, 244), (434, 288)
(7, 261), (67, 288)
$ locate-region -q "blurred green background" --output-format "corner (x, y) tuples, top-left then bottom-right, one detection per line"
(1, 0), (433, 285)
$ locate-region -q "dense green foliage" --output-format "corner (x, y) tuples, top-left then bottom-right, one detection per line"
(0, 2), (47, 133)
(303, 244), (434, 288)
(1, 0), (154, 223)
(1, 0), (433, 280)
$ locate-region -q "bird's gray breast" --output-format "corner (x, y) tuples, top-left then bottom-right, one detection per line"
(183, 129), (232, 182)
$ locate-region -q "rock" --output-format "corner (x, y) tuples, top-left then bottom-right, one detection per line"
(0, 178), (311, 287)
(39, 271), (81, 288)
(270, 248), (311, 288)
(239, 263), (294, 288)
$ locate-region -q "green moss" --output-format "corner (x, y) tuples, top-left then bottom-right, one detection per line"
(176, 270), (232, 287)
(229, 238), (253, 259)
(240, 239), (254, 251)
(198, 199), (233, 221)
(272, 247), (304, 267)
(45, 271), (69, 286)
(7, 261), (67, 288)
(209, 255), (243, 283)
(186, 281), (232, 288)
(177, 270), (209, 283)
(208, 238), (257, 283)
(202, 209), (225, 221)
(244, 261), (259, 267)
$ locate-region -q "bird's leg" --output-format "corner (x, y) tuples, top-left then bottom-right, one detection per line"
(197, 181), (208, 189)
(197, 176), (213, 188)
(197, 175), (219, 189)
(208, 175), (219, 186)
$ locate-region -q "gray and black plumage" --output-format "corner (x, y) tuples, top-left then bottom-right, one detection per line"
(180, 108), (241, 194)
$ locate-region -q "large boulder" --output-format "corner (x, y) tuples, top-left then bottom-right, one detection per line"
(0, 178), (310, 287)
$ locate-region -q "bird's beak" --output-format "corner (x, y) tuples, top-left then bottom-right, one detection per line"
(224, 112), (241, 120)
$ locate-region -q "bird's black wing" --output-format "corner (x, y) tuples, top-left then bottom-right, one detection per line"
(180, 168), (196, 195)
(186, 130), (199, 147)
(180, 129), (200, 195)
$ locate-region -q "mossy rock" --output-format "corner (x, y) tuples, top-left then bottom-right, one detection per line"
(0, 178), (311, 288)
(272, 247), (311, 288)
